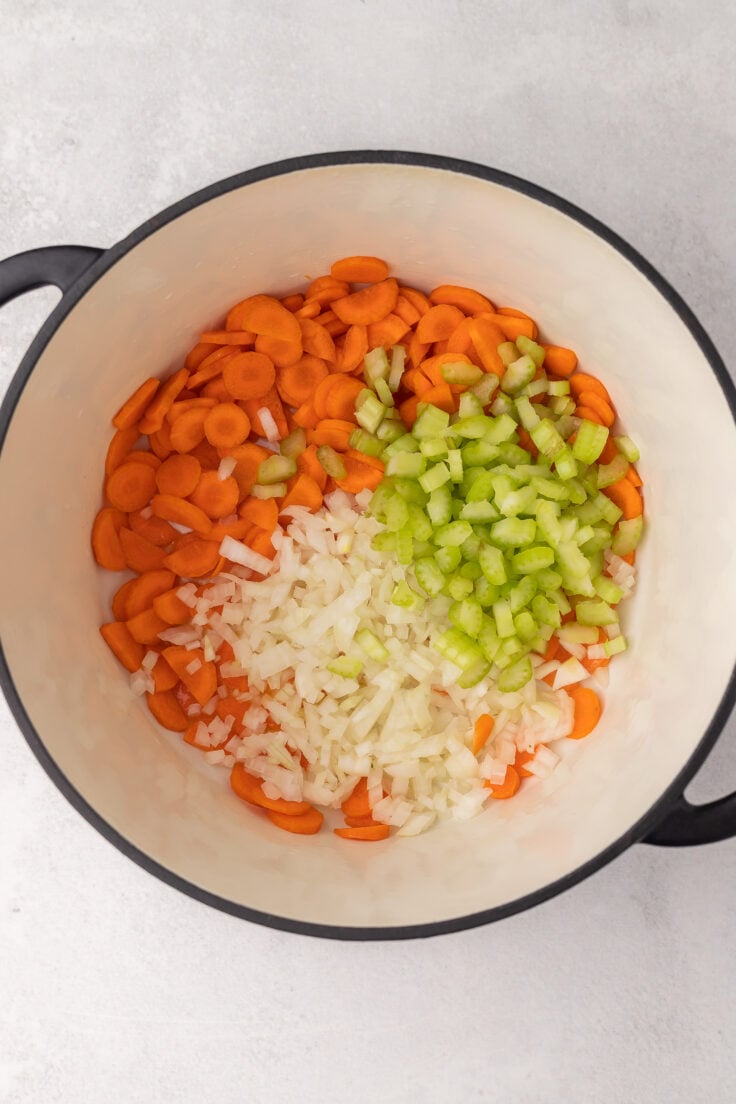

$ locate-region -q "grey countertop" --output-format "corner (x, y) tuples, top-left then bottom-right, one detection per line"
(1, 2), (735, 1101)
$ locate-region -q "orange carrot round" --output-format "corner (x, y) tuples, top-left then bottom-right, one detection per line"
(577, 391), (615, 427)
(151, 493), (213, 534)
(275, 355), (329, 407)
(330, 255), (389, 283)
(566, 686), (603, 739)
(161, 644), (217, 706)
(169, 407), (209, 453)
(111, 578), (138, 621)
(366, 313), (410, 349)
(146, 689), (189, 732)
(416, 303), (465, 344)
(155, 453), (202, 497)
(235, 294), (302, 344)
(334, 824), (390, 841)
(254, 333), (303, 368)
(113, 378), (160, 431)
(280, 474), (323, 513)
(100, 621), (145, 673)
(105, 462), (157, 513)
(603, 477), (643, 519)
(203, 402), (251, 448)
(189, 471), (240, 519)
(485, 765), (521, 799)
(126, 607), (170, 645)
(138, 367), (189, 434)
(542, 344), (577, 377)
(125, 569), (176, 618)
(331, 278), (399, 325)
(429, 284), (494, 314)
(119, 527), (168, 572)
(267, 807), (324, 834)
(298, 318), (336, 362)
(91, 507), (128, 571)
(222, 351), (276, 401)
(569, 372), (611, 403)
(105, 426), (141, 476)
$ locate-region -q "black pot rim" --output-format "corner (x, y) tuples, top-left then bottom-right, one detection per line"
(1, 149), (735, 941)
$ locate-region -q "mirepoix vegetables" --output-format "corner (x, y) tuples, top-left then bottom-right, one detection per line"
(345, 340), (642, 690)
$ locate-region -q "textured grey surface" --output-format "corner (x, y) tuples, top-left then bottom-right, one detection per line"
(1, 2), (735, 1102)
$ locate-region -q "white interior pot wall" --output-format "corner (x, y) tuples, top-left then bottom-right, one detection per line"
(0, 162), (734, 929)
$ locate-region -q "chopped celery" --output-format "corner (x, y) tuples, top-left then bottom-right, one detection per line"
(376, 418), (406, 443)
(549, 396), (576, 417)
(393, 477), (428, 505)
(453, 388), (484, 416)
(593, 575), (624, 604)
(371, 531), (397, 552)
(556, 539), (590, 579)
(515, 334), (545, 367)
(475, 577), (502, 609)
(547, 380), (570, 396)
(460, 501), (499, 523)
(435, 545), (462, 574)
(449, 598), (483, 638)
(531, 418), (565, 459)
(523, 377), (549, 399)
(327, 656), (364, 678)
(413, 539), (434, 559)
(316, 445), (347, 479)
(612, 516), (643, 556)
(572, 419), (609, 463)
(483, 413), (518, 444)
(385, 495), (409, 532)
(531, 476), (569, 502)
(478, 619), (501, 661)
(388, 344), (405, 392)
(435, 520), (473, 547)
(395, 527), (414, 564)
(490, 517), (537, 547)
(574, 524), (596, 547)
(460, 561), (483, 581)
(385, 451), (426, 479)
(532, 593), (561, 628)
(514, 610), (537, 642)
(575, 599), (618, 626)
(555, 414), (578, 440)
(413, 404), (450, 439)
(383, 433), (419, 458)
(597, 493), (623, 525)
(493, 599), (515, 638)
(279, 427), (307, 458)
(355, 629), (390, 662)
(447, 575), (475, 600)
(479, 543), (508, 585)
(597, 454), (630, 489)
(535, 567), (563, 591)
(508, 575), (537, 614)
(457, 657), (492, 688)
(427, 484), (453, 526)
(573, 498), (604, 525)
(548, 587), (572, 615)
(465, 470), (496, 502)
(406, 503), (433, 541)
(604, 635), (628, 658)
(515, 395), (540, 430)
(251, 482), (286, 499)
(363, 347), (390, 383)
(434, 628), (486, 672)
(490, 394), (515, 417)
(447, 449), (464, 482)
(391, 580), (425, 611)
(497, 655), (533, 692)
(497, 485), (537, 518)
(374, 377), (394, 407)
(558, 623), (599, 644)
(349, 428), (384, 458)
(470, 373), (499, 406)
(512, 545), (555, 574)
(419, 436), (449, 460)
(563, 477), (586, 504)
(497, 341), (518, 367)
(414, 557), (446, 596)
(419, 462), (451, 494)
(580, 526), (613, 554)
(535, 499), (562, 546)
(257, 454), (297, 484)
(614, 435), (640, 463)
(502, 354), (536, 395)
(496, 442), (532, 466)
(453, 414), (494, 439)
(368, 482), (394, 518)
(553, 447), (578, 481)
(355, 392), (387, 434)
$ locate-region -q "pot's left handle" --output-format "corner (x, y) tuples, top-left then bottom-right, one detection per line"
(0, 245), (104, 306)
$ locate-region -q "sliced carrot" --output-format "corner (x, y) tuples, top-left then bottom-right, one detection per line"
(305, 276), (350, 305)
(314, 309), (348, 337)
(216, 695), (249, 726)
(275, 355), (329, 407)
(105, 462), (156, 512)
(603, 477), (643, 519)
(398, 286), (431, 316)
(162, 645), (217, 706)
(155, 453), (202, 497)
(335, 450), (385, 493)
(627, 466), (643, 488)
(166, 397), (217, 423)
(189, 471), (240, 519)
(366, 313), (410, 348)
(331, 255), (389, 283)
(185, 342), (220, 371)
(331, 278), (399, 325)
(125, 569), (176, 617)
(394, 294), (421, 327)
(280, 293), (304, 312)
(91, 507), (127, 571)
(341, 777), (371, 818)
(148, 421), (173, 460)
(203, 402), (250, 448)
(151, 656), (178, 693)
(312, 374), (343, 420)
(469, 317), (506, 377)
(126, 607), (170, 645)
(113, 378), (160, 431)
(153, 587), (193, 625)
(163, 538), (221, 578)
(402, 367), (433, 396)
(234, 294), (302, 344)
(267, 807), (324, 834)
(105, 426), (141, 476)
(188, 348), (241, 390)
(169, 407), (209, 453)
(254, 333), (303, 368)
(407, 331), (429, 370)
(543, 635), (562, 663)
(238, 496), (278, 534)
(200, 330), (255, 346)
(296, 444), (328, 490)
(472, 713), (494, 755)
(429, 284), (494, 314)
(566, 686), (603, 739)
(338, 324), (368, 374)
(119, 527), (168, 572)
(111, 578), (138, 621)
(541, 344), (577, 378)
(294, 299), (321, 319)
(324, 376), (365, 421)
(220, 351), (276, 401)
(577, 391), (615, 427)
(575, 405), (605, 425)
(334, 824), (390, 841)
(399, 395), (420, 428)
(100, 621), (145, 673)
(242, 387), (288, 439)
(485, 765), (521, 799)
(492, 308), (538, 340)
(230, 762), (312, 815)
(201, 378), (231, 403)
(188, 440), (220, 470)
(292, 400), (319, 429)
(569, 373), (611, 403)
(223, 440), (270, 497)
(138, 367), (189, 434)
(421, 351), (472, 387)
(208, 517), (252, 542)
(151, 494), (212, 534)
(146, 689), (188, 732)
(445, 316), (476, 357)
(416, 303), (465, 344)
(420, 383), (456, 413)
(122, 449), (160, 470)
(309, 418), (354, 451)
(280, 473), (323, 513)
(516, 427), (539, 458)
(298, 318), (336, 362)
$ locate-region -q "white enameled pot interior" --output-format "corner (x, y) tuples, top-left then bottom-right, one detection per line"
(1, 162), (735, 930)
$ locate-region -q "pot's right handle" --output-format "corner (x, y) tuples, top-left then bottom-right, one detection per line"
(644, 790), (736, 846)
(0, 245), (104, 306)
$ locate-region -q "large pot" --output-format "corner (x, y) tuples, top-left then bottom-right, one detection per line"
(1, 152), (735, 939)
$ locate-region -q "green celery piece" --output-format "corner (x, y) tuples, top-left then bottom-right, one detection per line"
(435, 545), (462, 574)
(250, 482), (286, 499)
(449, 598), (484, 638)
(535, 566), (563, 591)
(572, 419), (609, 463)
(496, 442), (532, 466)
(531, 476), (569, 502)
(597, 493), (623, 525)
(434, 628), (486, 672)
(384, 495), (410, 533)
(427, 484), (453, 526)
(469, 374), (499, 406)
(447, 575), (475, 600)
(406, 503), (433, 541)
(479, 543), (507, 585)
(419, 436), (449, 460)
(604, 635), (628, 658)
(562, 477), (586, 504)
(413, 404), (451, 440)
(457, 658), (492, 688)
(515, 334), (545, 367)
(383, 433), (419, 458)
(376, 418), (406, 443)
(374, 378), (394, 407)
(547, 380), (570, 396)
(611, 516), (643, 556)
(516, 395), (540, 430)
(388, 344), (406, 392)
(363, 347), (390, 383)
(531, 418), (565, 458)
(355, 392), (387, 434)
(279, 428), (307, 458)
(460, 501), (499, 523)
(508, 574), (537, 614)
(501, 354), (536, 395)
(476, 577), (502, 609)
(497, 655), (533, 692)
(490, 394), (515, 417)
(447, 449), (464, 482)
(490, 517), (537, 547)
(575, 599), (618, 626)
(513, 545), (555, 574)
(535, 499), (562, 546)
(532, 593), (561, 628)
(559, 623), (599, 644)
(393, 478), (428, 505)
(614, 435), (640, 463)
(453, 414), (495, 439)
(461, 439), (501, 466)
(414, 557), (446, 596)
(554, 447), (578, 481)
(593, 574), (624, 604)
(514, 610), (537, 642)
(391, 580), (425, 611)
(458, 391), (485, 417)
(465, 470), (497, 503)
(419, 462), (451, 494)
(257, 454), (297, 484)
(385, 451), (426, 478)
(460, 561), (483, 581)
(556, 539), (590, 578)
(580, 526), (614, 554)
(483, 413), (518, 444)
(597, 454), (630, 489)
(316, 445), (346, 479)
(497, 485), (537, 518)
(395, 527), (414, 565)
(327, 656), (364, 678)
(460, 533), (481, 560)
(371, 531), (397, 552)
(497, 341), (518, 367)
(493, 598), (515, 638)
(349, 428), (384, 458)
(355, 628), (390, 661)
(435, 520), (473, 547)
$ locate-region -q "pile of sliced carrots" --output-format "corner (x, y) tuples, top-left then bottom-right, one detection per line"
(93, 254), (641, 838)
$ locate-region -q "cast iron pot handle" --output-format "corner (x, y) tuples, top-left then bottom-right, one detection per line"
(645, 788), (736, 847)
(0, 245), (104, 305)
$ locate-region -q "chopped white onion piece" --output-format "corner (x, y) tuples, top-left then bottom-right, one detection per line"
(218, 456), (237, 480)
(257, 407), (280, 442)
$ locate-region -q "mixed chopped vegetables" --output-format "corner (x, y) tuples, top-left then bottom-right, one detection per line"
(93, 255), (643, 839)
